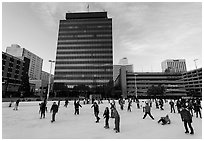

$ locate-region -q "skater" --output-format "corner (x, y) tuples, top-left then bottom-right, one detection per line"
(187, 99), (194, 116)
(159, 99), (164, 110)
(158, 115), (171, 125)
(143, 103), (154, 120)
(39, 101), (46, 119)
(155, 99), (159, 109)
(136, 98), (140, 109)
(64, 98), (69, 108)
(180, 105), (194, 134)
(91, 102), (100, 123)
(194, 100), (202, 118)
(142, 101), (146, 112)
(13, 98), (20, 110)
(169, 100), (175, 113)
(103, 107), (110, 128)
(110, 101), (116, 118)
(119, 98), (124, 110)
(176, 99), (182, 113)
(74, 100), (82, 115)
(127, 99), (132, 112)
(113, 108), (120, 133)
(50, 102), (59, 122)
(9, 101), (13, 107)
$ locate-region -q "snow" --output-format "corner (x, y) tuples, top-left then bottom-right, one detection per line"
(2, 100), (202, 139)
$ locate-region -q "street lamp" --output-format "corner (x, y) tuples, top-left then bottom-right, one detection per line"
(193, 59), (198, 69)
(47, 60), (55, 101)
(134, 74), (138, 98)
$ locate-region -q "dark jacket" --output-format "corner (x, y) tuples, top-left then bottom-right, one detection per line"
(74, 101), (82, 109)
(103, 109), (109, 118)
(40, 102), (46, 112)
(144, 105), (151, 113)
(180, 108), (192, 122)
(50, 103), (58, 113)
(91, 104), (99, 113)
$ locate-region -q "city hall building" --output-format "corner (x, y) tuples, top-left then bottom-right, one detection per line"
(54, 12), (113, 98)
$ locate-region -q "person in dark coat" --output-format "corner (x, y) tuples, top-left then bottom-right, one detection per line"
(169, 100), (175, 113)
(13, 99), (20, 110)
(194, 101), (202, 118)
(180, 105), (194, 134)
(176, 99), (182, 113)
(74, 100), (82, 115)
(64, 98), (69, 108)
(113, 108), (120, 133)
(103, 107), (110, 128)
(159, 99), (164, 110)
(110, 101), (116, 118)
(158, 114), (171, 125)
(50, 102), (59, 122)
(39, 101), (46, 119)
(91, 102), (100, 123)
(127, 99), (132, 112)
(143, 103), (154, 120)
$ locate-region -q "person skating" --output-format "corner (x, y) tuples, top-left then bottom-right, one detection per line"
(159, 99), (164, 110)
(187, 99), (194, 117)
(110, 101), (116, 118)
(50, 102), (59, 123)
(194, 100), (202, 118)
(136, 98), (140, 109)
(74, 100), (82, 115)
(143, 103), (154, 120)
(39, 101), (46, 119)
(180, 105), (194, 134)
(91, 102), (100, 123)
(176, 99), (182, 113)
(169, 100), (175, 113)
(13, 99), (20, 110)
(158, 115), (171, 125)
(113, 108), (120, 133)
(103, 107), (110, 128)
(127, 99), (132, 112)
(64, 98), (69, 108)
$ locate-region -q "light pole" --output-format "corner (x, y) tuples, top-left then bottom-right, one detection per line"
(47, 60), (55, 101)
(134, 74), (138, 98)
(193, 59), (198, 69)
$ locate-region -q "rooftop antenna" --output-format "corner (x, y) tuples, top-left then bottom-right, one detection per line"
(87, 4), (90, 12)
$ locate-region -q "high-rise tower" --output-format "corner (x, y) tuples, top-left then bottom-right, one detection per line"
(161, 59), (187, 73)
(54, 12), (113, 97)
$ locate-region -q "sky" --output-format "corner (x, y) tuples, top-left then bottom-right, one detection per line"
(2, 2), (202, 73)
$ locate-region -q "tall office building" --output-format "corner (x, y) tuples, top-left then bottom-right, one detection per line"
(54, 12), (113, 97)
(161, 59), (187, 73)
(6, 44), (43, 80)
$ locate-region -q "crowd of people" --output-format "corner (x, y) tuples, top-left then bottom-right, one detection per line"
(9, 97), (202, 135)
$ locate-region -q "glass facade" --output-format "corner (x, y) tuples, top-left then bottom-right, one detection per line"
(54, 12), (113, 97)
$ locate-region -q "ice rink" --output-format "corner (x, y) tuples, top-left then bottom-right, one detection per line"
(2, 99), (202, 139)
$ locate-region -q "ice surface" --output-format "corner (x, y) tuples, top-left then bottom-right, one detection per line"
(2, 100), (202, 139)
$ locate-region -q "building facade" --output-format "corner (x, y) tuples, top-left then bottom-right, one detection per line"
(113, 64), (133, 81)
(2, 52), (30, 97)
(54, 12), (113, 97)
(115, 66), (187, 98)
(181, 68), (202, 97)
(6, 44), (43, 80)
(161, 59), (187, 73)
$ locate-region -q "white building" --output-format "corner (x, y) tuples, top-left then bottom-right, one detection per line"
(6, 44), (43, 80)
(161, 59), (187, 73)
(118, 57), (129, 65)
